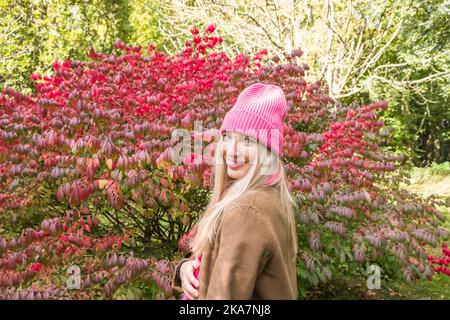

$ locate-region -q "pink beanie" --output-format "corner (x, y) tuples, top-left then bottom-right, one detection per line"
(219, 83), (288, 156)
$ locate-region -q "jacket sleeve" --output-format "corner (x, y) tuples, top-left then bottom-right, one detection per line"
(205, 205), (274, 299)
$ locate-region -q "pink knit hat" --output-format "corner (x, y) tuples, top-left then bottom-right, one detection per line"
(219, 82), (288, 157)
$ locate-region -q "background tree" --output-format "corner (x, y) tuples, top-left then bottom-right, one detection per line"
(152, 0), (449, 165)
(354, 0), (449, 166)
(0, 0), (132, 93)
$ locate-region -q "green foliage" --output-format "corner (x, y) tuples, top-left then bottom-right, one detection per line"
(348, 0), (450, 165)
(127, 0), (169, 53)
(0, 0), (133, 93)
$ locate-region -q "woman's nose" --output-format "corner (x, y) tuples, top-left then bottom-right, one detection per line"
(228, 137), (245, 161)
(231, 136), (239, 150)
(226, 139), (236, 155)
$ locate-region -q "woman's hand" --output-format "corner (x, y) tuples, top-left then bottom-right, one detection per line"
(180, 259), (200, 299)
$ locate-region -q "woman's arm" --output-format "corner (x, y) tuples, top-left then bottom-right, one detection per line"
(205, 205), (273, 299)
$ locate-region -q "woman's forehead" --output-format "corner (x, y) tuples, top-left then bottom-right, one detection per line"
(224, 131), (250, 138)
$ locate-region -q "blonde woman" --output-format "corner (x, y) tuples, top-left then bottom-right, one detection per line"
(171, 83), (298, 300)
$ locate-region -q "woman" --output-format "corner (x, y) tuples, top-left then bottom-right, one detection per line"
(171, 82), (298, 299)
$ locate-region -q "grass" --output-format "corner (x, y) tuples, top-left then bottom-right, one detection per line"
(308, 272), (450, 300)
(375, 273), (450, 300)
(398, 162), (450, 199)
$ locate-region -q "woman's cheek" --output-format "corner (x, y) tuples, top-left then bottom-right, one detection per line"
(247, 145), (258, 165)
(242, 163), (251, 175)
(220, 143), (227, 159)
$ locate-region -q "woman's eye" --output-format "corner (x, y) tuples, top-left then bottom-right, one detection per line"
(223, 133), (232, 141)
(244, 137), (254, 145)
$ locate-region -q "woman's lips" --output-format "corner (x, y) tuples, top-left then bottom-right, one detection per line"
(227, 163), (245, 170)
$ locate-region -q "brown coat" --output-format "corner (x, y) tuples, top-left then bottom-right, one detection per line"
(171, 186), (298, 300)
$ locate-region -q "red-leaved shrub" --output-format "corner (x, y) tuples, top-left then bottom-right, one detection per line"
(0, 24), (448, 299)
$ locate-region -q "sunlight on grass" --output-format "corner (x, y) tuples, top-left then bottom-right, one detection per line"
(399, 162), (450, 198)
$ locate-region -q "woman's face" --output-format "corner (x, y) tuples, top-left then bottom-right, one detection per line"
(221, 131), (259, 180)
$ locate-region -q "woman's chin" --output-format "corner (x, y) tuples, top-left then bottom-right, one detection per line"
(226, 166), (247, 180)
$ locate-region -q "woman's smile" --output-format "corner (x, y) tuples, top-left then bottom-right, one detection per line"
(227, 162), (245, 170)
(221, 131), (258, 180)
(225, 156), (249, 171)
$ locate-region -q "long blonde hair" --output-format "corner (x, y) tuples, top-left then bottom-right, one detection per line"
(190, 134), (298, 260)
